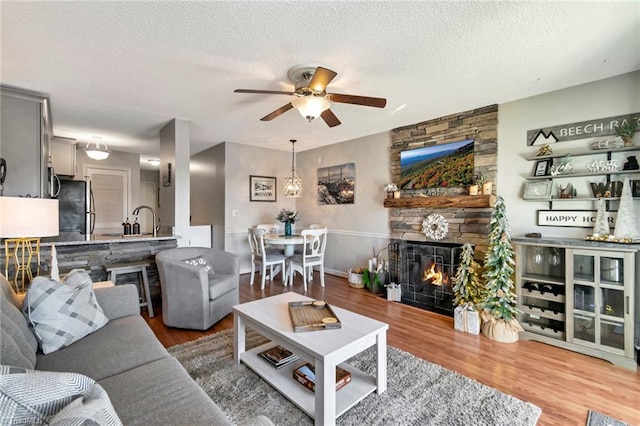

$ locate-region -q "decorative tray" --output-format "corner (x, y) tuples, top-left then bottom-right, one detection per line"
(288, 300), (341, 332)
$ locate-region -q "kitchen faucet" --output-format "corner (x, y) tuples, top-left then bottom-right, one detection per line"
(132, 205), (160, 237)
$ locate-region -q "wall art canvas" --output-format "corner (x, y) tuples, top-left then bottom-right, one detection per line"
(317, 163), (355, 205)
(249, 175), (276, 202)
(399, 139), (474, 189)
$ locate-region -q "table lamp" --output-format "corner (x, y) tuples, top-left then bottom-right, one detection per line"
(0, 197), (59, 292)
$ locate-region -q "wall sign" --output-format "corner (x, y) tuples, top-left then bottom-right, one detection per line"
(537, 210), (617, 228)
(527, 113), (640, 145)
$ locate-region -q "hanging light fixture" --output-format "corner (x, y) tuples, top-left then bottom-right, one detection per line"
(291, 96), (330, 122)
(84, 136), (110, 160)
(284, 139), (302, 197)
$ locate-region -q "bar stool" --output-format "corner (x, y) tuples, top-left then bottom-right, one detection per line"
(104, 261), (154, 317)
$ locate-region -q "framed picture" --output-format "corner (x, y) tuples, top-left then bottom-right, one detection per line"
(249, 175), (276, 202)
(533, 159), (552, 177)
(317, 163), (355, 205)
(524, 180), (553, 200)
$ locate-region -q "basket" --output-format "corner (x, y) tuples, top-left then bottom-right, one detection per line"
(348, 269), (365, 288)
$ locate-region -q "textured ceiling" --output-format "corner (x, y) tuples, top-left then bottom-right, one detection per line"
(1, 1), (639, 166)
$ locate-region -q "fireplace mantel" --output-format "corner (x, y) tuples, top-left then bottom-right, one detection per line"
(383, 195), (495, 209)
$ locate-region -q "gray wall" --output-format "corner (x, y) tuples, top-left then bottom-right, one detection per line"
(498, 70), (640, 238)
(296, 131), (392, 276)
(190, 143), (225, 250)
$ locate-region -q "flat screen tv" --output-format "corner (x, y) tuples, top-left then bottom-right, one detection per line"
(399, 139), (474, 189)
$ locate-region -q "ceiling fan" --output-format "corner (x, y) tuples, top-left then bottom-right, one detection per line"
(234, 65), (387, 128)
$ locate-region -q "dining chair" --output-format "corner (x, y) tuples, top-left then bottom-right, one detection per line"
(257, 223), (283, 254)
(286, 227), (327, 291)
(247, 227), (286, 289)
(309, 224), (324, 229)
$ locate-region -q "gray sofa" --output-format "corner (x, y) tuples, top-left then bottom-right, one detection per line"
(156, 247), (239, 330)
(0, 273), (271, 425)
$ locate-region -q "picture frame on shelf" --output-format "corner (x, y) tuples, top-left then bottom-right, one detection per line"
(524, 180), (553, 200)
(533, 159), (552, 177)
(249, 175), (276, 202)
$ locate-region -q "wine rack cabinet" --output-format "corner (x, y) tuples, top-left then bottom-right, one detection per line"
(514, 238), (639, 370)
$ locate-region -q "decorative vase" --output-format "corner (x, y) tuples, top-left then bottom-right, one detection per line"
(285, 222), (292, 236)
(482, 182), (493, 195)
(386, 192), (394, 199)
(469, 185), (479, 195)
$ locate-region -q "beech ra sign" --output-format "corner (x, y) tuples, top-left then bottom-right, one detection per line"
(537, 210), (617, 228)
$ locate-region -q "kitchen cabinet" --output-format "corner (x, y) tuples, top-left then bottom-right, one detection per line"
(51, 138), (77, 176)
(514, 237), (638, 370)
(0, 85), (52, 198)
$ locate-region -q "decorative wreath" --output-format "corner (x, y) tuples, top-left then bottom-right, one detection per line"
(422, 214), (449, 241)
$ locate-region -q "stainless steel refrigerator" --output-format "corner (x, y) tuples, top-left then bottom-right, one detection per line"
(57, 179), (95, 240)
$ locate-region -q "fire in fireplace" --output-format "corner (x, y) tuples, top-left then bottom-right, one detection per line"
(423, 262), (449, 286)
(388, 240), (466, 317)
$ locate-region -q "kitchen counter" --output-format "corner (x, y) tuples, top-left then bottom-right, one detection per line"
(41, 233), (179, 246)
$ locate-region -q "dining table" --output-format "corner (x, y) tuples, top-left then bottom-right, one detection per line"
(263, 233), (304, 257)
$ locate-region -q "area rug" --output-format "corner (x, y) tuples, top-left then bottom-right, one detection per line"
(168, 329), (542, 425)
(586, 410), (629, 426)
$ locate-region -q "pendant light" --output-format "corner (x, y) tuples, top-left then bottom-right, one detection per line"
(85, 136), (110, 160)
(284, 139), (302, 197)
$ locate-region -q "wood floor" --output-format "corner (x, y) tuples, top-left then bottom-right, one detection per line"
(144, 272), (640, 426)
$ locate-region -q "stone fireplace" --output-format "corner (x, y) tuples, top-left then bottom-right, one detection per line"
(388, 240), (465, 316)
(388, 105), (498, 257)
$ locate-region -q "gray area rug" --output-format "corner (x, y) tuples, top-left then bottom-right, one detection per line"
(168, 329), (542, 425)
(586, 410), (629, 426)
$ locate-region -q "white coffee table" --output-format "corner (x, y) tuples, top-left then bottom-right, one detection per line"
(233, 292), (388, 426)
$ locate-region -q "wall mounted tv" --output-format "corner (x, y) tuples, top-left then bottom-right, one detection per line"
(399, 139), (474, 189)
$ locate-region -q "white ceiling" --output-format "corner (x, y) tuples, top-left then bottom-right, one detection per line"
(2, 1), (639, 168)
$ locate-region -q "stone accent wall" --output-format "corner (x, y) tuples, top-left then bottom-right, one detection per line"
(389, 105), (498, 256)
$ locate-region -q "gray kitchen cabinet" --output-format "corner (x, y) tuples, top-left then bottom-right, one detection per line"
(51, 137), (77, 177)
(0, 85), (52, 198)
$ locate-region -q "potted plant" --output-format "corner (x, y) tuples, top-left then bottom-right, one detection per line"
(275, 208), (299, 236)
(469, 172), (485, 195)
(615, 119), (638, 147)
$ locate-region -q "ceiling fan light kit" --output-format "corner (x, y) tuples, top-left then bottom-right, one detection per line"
(84, 136), (110, 160)
(235, 64), (386, 127)
(291, 96), (330, 122)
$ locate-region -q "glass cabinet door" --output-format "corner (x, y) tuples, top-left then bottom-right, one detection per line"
(573, 254), (594, 282)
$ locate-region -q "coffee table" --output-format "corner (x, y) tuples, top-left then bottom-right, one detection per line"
(233, 292), (388, 426)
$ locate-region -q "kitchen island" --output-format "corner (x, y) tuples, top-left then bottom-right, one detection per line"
(2, 233), (178, 302)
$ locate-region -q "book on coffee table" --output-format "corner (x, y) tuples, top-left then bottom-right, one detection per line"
(258, 345), (300, 369)
(292, 362), (351, 392)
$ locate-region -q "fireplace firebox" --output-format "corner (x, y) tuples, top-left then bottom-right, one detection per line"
(388, 240), (467, 317)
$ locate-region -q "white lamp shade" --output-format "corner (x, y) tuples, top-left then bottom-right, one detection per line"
(0, 197), (59, 238)
(291, 96), (330, 120)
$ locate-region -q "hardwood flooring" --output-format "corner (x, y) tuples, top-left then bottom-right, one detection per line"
(144, 272), (640, 426)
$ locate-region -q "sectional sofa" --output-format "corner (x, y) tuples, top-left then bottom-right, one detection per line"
(0, 273), (272, 425)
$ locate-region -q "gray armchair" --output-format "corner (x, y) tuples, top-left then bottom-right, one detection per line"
(155, 247), (239, 330)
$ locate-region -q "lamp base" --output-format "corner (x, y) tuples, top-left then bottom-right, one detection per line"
(4, 237), (41, 293)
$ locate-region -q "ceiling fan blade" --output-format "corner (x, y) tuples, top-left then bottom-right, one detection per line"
(328, 93), (387, 108)
(234, 89), (295, 95)
(260, 103), (294, 121)
(320, 109), (341, 128)
(308, 67), (337, 92)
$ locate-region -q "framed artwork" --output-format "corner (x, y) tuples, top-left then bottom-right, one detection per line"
(523, 180), (553, 200)
(249, 175), (276, 202)
(533, 159), (552, 177)
(317, 163), (355, 205)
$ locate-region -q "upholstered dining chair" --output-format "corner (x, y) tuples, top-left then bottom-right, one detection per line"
(247, 227), (287, 289)
(286, 227), (327, 291)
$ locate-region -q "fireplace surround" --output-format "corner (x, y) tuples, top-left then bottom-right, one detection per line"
(389, 239), (467, 317)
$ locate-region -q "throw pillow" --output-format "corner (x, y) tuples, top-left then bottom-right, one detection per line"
(23, 269), (109, 354)
(183, 256), (214, 274)
(0, 365), (122, 425)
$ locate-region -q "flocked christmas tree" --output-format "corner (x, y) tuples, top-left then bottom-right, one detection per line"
(592, 197), (610, 236)
(613, 177), (640, 241)
(453, 243), (484, 307)
(481, 196), (519, 321)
